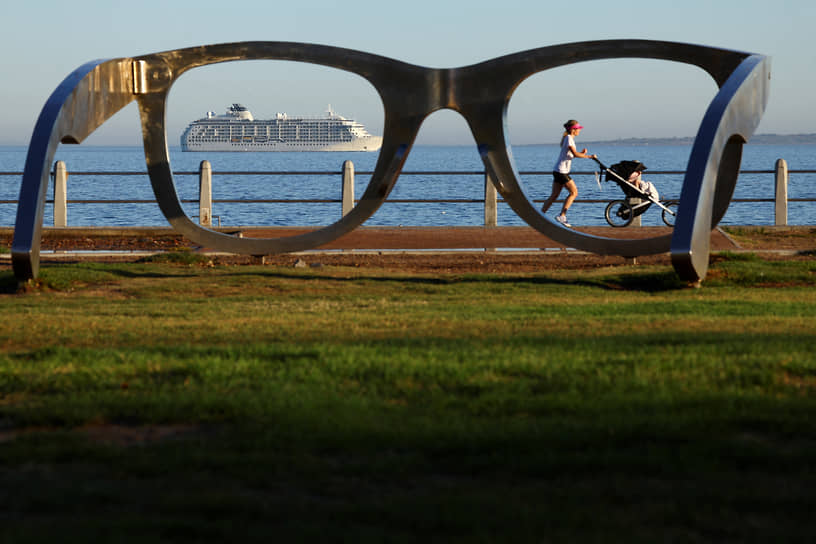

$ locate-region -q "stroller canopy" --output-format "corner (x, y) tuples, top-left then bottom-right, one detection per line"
(607, 160), (647, 183)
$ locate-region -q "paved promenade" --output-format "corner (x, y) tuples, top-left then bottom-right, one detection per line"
(236, 226), (740, 251)
(0, 225), (742, 251)
(1, 225), (812, 274)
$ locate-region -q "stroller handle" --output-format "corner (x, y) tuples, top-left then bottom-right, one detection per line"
(591, 156), (607, 170)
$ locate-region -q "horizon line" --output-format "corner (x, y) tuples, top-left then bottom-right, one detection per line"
(1, 132), (815, 148)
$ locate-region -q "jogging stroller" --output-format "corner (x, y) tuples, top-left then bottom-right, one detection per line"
(592, 157), (678, 227)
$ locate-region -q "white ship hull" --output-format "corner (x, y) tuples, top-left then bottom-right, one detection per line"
(181, 135), (383, 152)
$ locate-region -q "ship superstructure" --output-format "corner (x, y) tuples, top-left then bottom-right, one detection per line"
(180, 104), (382, 152)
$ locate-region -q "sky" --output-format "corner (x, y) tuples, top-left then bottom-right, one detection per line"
(1, 0), (814, 146)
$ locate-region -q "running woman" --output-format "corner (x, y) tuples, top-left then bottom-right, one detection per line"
(540, 119), (596, 227)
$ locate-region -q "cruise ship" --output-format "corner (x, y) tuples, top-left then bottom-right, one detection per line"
(180, 104), (382, 152)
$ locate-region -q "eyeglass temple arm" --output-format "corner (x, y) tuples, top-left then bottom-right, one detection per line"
(12, 58), (135, 282)
(671, 54), (770, 283)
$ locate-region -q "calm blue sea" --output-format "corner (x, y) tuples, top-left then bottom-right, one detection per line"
(1, 143), (815, 228)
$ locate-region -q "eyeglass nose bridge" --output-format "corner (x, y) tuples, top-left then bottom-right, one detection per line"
(375, 66), (516, 206)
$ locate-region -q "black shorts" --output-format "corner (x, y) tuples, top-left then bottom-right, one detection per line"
(552, 171), (572, 185)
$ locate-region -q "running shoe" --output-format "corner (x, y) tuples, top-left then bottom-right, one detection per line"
(556, 215), (571, 227)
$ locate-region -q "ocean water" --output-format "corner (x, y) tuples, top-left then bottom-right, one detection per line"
(1, 143), (814, 228)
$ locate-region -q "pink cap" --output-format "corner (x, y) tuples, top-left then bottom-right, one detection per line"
(571, 123), (584, 130)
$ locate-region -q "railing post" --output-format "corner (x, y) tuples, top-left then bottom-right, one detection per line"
(342, 160), (355, 216)
(775, 158), (788, 226)
(484, 171), (497, 227)
(53, 160), (67, 227)
(630, 197), (642, 227)
(199, 160), (212, 226)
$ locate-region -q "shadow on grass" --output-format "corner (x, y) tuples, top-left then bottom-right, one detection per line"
(0, 264), (199, 295)
(2, 346), (814, 541)
(0, 270), (18, 294)
(212, 267), (689, 292)
(6, 250), (812, 296)
(137, 250), (212, 266)
(0, 264), (706, 295)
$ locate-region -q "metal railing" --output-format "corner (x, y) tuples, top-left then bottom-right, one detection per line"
(1, 158), (813, 227)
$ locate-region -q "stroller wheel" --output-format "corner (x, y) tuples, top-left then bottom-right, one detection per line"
(662, 200), (679, 227)
(605, 200), (634, 227)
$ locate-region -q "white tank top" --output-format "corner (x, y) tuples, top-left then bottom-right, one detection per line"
(553, 134), (575, 174)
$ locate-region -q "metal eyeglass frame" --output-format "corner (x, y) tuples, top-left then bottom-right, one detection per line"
(12, 40), (770, 283)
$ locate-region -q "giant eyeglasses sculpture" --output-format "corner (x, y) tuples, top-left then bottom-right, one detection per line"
(12, 40), (770, 283)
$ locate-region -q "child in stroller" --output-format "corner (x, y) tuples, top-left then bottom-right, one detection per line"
(594, 158), (678, 227)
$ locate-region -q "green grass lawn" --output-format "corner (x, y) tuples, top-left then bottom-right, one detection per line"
(1, 254), (815, 542)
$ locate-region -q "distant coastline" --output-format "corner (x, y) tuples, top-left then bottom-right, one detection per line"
(2, 133), (816, 148)
(584, 133), (816, 146)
